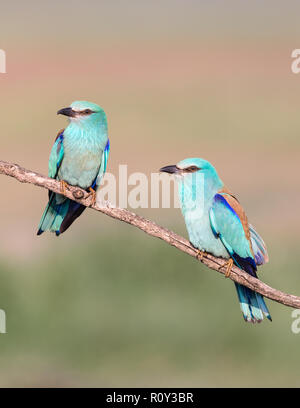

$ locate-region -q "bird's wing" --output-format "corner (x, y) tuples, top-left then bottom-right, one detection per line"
(249, 224), (269, 265)
(48, 129), (65, 179)
(94, 138), (110, 189)
(209, 192), (257, 270)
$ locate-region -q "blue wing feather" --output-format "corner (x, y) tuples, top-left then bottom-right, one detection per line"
(209, 193), (271, 322)
(49, 130), (64, 179)
(249, 224), (269, 265)
(95, 138), (110, 188)
(209, 193), (255, 266)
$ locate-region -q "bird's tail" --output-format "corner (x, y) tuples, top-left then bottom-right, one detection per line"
(231, 254), (272, 323)
(234, 283), (272, 323)
(37, 193), (86, 236)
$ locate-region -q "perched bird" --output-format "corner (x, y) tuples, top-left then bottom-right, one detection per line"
(37, 101), (110, 236)
(160, 158), (271, 323)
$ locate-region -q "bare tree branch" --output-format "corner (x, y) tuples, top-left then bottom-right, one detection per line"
(0, 159), (299, 309)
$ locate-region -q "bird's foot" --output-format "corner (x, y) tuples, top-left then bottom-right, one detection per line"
(60, 180), (69, 195)
(223, 258), (234, 278)
(88, 187), (97, 206)
(196, 249), (206, 262)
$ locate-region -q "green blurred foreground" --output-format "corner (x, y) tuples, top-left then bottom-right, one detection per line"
(0, 227), (298, 387)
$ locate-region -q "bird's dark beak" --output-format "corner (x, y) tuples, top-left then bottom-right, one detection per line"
(159, 165), (180, 174)
(57, 107), (76, 117)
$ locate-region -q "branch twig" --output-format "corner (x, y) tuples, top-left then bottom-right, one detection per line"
(0, 159), (299, 309)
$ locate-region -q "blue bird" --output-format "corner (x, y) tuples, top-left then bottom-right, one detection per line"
(37, 101), (110, 236)
(160, 158), (271, 323)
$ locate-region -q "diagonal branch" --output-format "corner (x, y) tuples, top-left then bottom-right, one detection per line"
(0, 159), (299, 309)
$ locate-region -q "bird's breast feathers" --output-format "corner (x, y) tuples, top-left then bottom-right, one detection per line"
(57, 128), (107, 189)
(183, 195), (229, 258)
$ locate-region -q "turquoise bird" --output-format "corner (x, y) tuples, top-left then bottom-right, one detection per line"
(160, 158), (271, 323)
(37, 101), (110, 236)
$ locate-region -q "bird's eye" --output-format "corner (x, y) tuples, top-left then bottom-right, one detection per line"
(81, 109), (92, 115)
(185, 166), (200, 172)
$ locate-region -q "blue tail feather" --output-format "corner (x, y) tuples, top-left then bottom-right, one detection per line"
(232, 253), (272, 323)
(37, 192), (85, 236)
(234, 283), (271, 323)
(59, 200), (86, 234)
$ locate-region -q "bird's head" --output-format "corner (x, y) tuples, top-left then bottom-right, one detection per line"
(57, 100), (107, 128)
(160, 158), (217, 177)
(160, 158), (223, 192)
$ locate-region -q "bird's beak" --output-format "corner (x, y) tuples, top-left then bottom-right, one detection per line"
(159, 165), (180, 174)
(57, 107), (76, 117)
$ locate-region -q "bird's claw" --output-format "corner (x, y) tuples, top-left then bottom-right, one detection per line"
(223, 258), (234, 278)
(60, 180), (68, 195)
(88, 187), (96, 206)
(196, 249), (206, 261)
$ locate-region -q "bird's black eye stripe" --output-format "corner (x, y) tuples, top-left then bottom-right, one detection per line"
(81, 109), (94, 115)
(183, 166), (200, 173)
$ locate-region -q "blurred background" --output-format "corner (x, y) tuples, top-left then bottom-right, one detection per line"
(0, 0), (300, 387)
